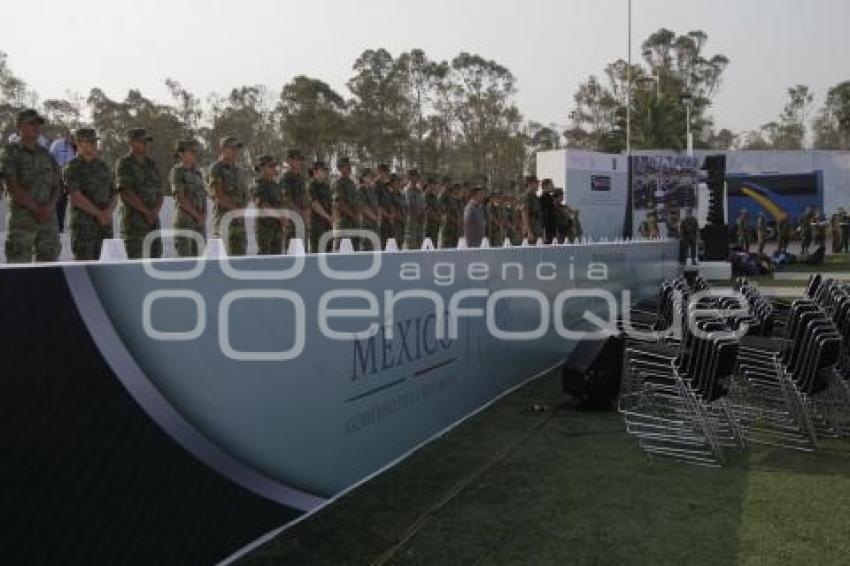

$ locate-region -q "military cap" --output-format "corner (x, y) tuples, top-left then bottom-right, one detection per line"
(312, 160), (329, 171)
(407, 168), (420, 179)
(174, 139), (200, 153)
(524, 174), (539, 184)
(336, 155), (352, 169)
(17, 108), (46, 125)
(286, 148), (304, 160)
(377, 163), (391, 173)
(219, 136), (243, 149)
(389, 173), (400, 183)
(126, 128), (153, 142)
(254, 154), (279, 171)
(73, 128), (99, 142)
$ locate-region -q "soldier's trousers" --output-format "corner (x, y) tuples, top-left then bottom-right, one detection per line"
(404, 228), (423, 251)
(71, 217), (113, 261)
(361, 223), (379, 251)
(680, 238), (697, 264)
(122, 213), (162, 260)
(311, 222), (332, 254)
(380, 225), (393, 251)
(174, 215), (205, 257)
(256, 219), (284, 255)
(5, 206), (60, 263)
(213, 216), (246, 257)
(438, 227), (457, 249)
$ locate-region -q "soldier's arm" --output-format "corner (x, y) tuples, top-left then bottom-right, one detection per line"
(311, 200), (332, 223)
(5, 178), (40, 215)
(212, 182), (238, 211)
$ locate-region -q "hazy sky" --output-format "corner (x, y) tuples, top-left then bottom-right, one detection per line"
(2, 0), (848, 135)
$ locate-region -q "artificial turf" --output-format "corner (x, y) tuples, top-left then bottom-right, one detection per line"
(239, 373), (850, 566)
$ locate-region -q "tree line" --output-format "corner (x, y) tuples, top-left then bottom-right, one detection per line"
(1, 29), (848, 191)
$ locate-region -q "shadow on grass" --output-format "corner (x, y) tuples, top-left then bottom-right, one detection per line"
(241, 375), (752, 566)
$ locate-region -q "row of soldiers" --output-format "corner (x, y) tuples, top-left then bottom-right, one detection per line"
(734, 206), (850, 256)
(0, 109), (584, 263)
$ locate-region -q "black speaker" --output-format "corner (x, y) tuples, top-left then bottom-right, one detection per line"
(701, 154), (729, 260)
(561, 335), (625, 410)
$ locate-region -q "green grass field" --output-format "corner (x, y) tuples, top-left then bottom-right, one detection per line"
(240, 373), (850, 566)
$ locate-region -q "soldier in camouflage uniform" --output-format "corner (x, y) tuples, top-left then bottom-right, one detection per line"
(64, 128), (117, 260)
(375, 164), (394, 249)
(359, 168), (380, 251)
(390, 174), (406, 244)
(209, 136), (249, 256)
(437, 179), (459, 249)
(332, 156), (360, 252)
(403, 169), (425, 250)
(282, 149), (309, 250)
(115, 128), (164, 259)
(521, 175), (542, 243)
(424, 178), (441, 245)
(308, 161), (333, 253)
(488, 192), (505, 246)
(253, 155), (287, 255)
(170, 140), (207, 257)
(0, 109), (61, 263)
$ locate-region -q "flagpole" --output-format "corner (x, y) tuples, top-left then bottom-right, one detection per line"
(626, 0), (632, 157)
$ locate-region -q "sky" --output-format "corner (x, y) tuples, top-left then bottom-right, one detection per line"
(1, 0), (848, 135)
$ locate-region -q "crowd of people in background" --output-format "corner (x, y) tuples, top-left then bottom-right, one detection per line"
(0, 109), (585, 263)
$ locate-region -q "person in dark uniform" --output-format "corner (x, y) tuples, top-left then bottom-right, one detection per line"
(679, 208), (699, 265)
(539, 178), (557, 244)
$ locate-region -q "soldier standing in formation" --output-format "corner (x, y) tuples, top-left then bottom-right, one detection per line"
(253, 155), (287, 255)
(282, 149), (308, 250)
(404, 169), (424, 250)
(170, 140), (206, 257)
(332, 156), (359, 252)
(359, 168), (380, 251)
(209, 136), (249, 256)
(0, 109), (62, 263)
(777, 214), (791, 254)
(679, 208), (699, 265)
(116, 128), (163, 259)
(437, 179), (459, 249)
(308, 161), (333, 253)
(375, 164), (394, 249)
(424, 178), (441, 246)
(390, 174), (406, 245)
(799, 206), (814, 255)
(65, 128), (117, 260)
(488, 190), (504, 246)
(756, 212), (767, 255)
(522, 175), (542, 243)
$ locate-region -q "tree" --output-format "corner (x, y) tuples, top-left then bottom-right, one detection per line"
(347, 48), (408, 165)
(566, 29), (729, 151)
(813, 81), (850, 150)
(207, 85), (283, 164)
(277, 75), (347, 161)
(450, 52), (520, 179)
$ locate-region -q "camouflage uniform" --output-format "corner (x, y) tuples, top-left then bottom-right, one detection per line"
(0, 141), (61, 263)
(332, 174), (360, 251)
(254, 177), (287, 255)
(404, 184), (425, 250)
(424, 190), (441, 245)
(170, 163), (207, 257)
(392, 187), (406, 244)
(376, 179), (394, 248)
(309, 177), (333, 253)
(777, 216), (791, 254)
(116, 152), (163, 259)
(359, 185), (380, 251)
(282, 169), (308, 249)
(488, 200), (504, 245)
(65, 155), (116, 260)
(210, 159), (249, 256)
(437, 191), (459, 249)
(522, 191), (542, 241)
